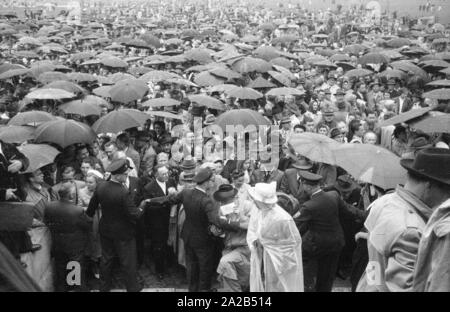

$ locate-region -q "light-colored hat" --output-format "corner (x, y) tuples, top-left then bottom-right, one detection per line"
(248, 182), (278, 204)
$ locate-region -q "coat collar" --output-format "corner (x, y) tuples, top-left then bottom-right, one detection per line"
(396, 186), (433, 222)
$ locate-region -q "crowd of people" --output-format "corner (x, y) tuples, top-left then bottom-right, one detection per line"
(1, 0), (450, 292)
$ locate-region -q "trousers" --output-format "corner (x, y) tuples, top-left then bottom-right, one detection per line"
(303, 249), (342, 292)
(185, 242), (215, 292)
(99, 235), (141, 292)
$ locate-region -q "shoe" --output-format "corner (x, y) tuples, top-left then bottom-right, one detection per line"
(31, 244), (41, 253)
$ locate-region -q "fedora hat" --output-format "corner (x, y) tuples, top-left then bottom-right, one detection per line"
(291, 158), (313, 170)
(180, 157), (197, 171)
(203, 114), (216, 126)
(335, 175), (357, 193)
(248, 182), (278, 204)
(213, 184), (238, 202)
(400, 148), (450, 186)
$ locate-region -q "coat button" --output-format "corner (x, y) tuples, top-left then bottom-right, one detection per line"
(408, 210), (413, 214)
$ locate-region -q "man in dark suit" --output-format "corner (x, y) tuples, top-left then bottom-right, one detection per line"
(147, 167), (219, 292)
(45, 182), (91, 291)
(116, 133), (141, 174)
(250, 153), (284, 189)
(279, 158), (313, 205)
(295, 171), (364, 292)
(142, 164), (177, 280)
(124, 169), (145, 267)
(0, 139), (38, 261)
(394, 87), (413, 114)
(86, 159), (145, 292)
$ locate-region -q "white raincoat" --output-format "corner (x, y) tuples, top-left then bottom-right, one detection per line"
(247, 204), (304, 292)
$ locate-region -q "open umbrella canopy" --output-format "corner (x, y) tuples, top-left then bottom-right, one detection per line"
(207, 84), (239, 94)
(0, 68), (30, 80)
(8, 110), (55, 126)
(58, 99), (102, 116)
(214, 109), (270, 132)
(378, 106), (434, 127)
(43, 81), (86, 95)
(208, 67), (241, 80)
(92, 109), (150, 134)
(330, 54), (351, 62)
(92, 85), (112, 98)
(270, 57), (293, 69)
(146, 110), (182, 120)
(333, 143), (407, 190)
(247, 77), (276, 89)
(34, 119), (96, 148)
(419, 60), (450, 72)
(0, 63), (26, 75)
(378, 69), (406, 80)
(80, 95), (112, 109)
(188, 95), (226, 110)
(231, 57), (272, 73)
(139, 70), (181, 83)
(266, 87), (304, 97)
(194, 71), (226, 87)
(288, 132), (340, 165)
(108, 72), (135, 84)
(424, 78), (450, 88)
(409, 111), (450, 133)
(18, 144), (60, 173)
(25, 88), (76, 100)
(390, 60), (428, 79)
(142, 98), (180, 108)
(225, 87), (263, 100)
(67, 72), (98, 83)
(268, 71), (291, 87)
(109, 79), (148, 104)
(253, 45), (281, 61)
(0, 125), (35, 144)
(422, 88), (450, 100)
(344, 68), (373, 79)
(37, 71), (69, 84)
(184, 48), (212, 64)
(385, 37), (411, 48)
(358, 52), (390, 65)
(100, 56), (128, 68)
